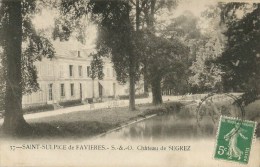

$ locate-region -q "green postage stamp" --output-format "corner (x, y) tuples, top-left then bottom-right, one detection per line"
(214, 116), (257, 164)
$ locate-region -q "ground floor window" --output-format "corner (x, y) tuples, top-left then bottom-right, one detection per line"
(48, 83), (53, 101)
(78, 66), (82, 77)
(60, 83), (65, 97)
(79, 83), (82, 99)
(70, 83), (74, 96)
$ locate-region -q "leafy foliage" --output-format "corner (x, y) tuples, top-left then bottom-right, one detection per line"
(53, 0), (90, 43)
(189, 34), (224, 92)
(92, 1), (140, 84)
(0, 0), (55, 112)
(137, 31), (188, 79)
(0, 0), (55, 94)
(135, 30), (189, 103)
(22, 18), (55, 94)
(54, 0), (140, 110)
(89, 52), (104, 80)
(159, 12), (203, 93)
(55, 0), (138, 84)
(217, 3), (260, 94)
(182, 6), (226, 93)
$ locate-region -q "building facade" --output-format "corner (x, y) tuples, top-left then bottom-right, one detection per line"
(22, 41), (133, 107)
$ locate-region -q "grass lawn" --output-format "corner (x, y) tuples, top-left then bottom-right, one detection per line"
(1, 102), (181, 139)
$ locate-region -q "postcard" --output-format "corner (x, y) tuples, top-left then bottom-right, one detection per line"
(0, 0), (259, 166)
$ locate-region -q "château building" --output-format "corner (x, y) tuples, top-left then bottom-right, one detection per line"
(22, 41), (140, 107)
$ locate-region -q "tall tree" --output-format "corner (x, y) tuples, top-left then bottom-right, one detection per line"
(161, 8), (225, 93)
(136, 32), (188, 105)
(89, 52), (104, 98)
(217, 3), (260, 96)
(56, 0), (183, 107)
(189, 34), (224, 92)
(186, 4), (225, 93)
(160, 12), (203, 93)
(1, 0), (28, 134)
(0, 0), (54, 135)
(57, 0), (139, 110)
(94, 1), (138, 110)
(131, 0), (183, 104)
(133, 0), (178, 95)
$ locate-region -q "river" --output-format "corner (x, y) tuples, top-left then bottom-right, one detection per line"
(97, 111), (260, 167)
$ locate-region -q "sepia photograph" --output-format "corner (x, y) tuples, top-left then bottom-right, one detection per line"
(0, 0), (259, 166)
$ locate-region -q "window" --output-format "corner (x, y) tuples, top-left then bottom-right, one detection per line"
(78, 66), (82, 77)
(60, 84), (65, 97)
(79, 83), (82, 99)
(48, 84), (53, 101)
(77, 51), (81, 57)
(87, 66), (90, 77)
(69, 65), (73, 77)
(70, 83), (74, 96)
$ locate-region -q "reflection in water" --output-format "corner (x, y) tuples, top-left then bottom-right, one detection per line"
(102, 112), (218, 141)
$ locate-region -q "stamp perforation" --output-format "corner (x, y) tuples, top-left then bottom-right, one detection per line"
(213, 116), (257, 165)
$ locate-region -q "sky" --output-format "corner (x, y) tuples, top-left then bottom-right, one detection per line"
(174, 0), (216, 17)
(33, 0), (215, 25)
(33, 9), (97, 50)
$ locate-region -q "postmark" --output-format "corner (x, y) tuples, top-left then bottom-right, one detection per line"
(214, 116), (257, 164)
(195, 93), (245, 127)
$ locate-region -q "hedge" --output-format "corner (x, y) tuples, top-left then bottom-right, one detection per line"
(23, 104), (54, 114)
(59, 99), (83, 107)
(119, 93), (149, 100)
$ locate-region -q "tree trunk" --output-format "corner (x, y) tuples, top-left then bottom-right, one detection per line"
(136, 0), (149, 96)
(2, 1), (31, 136)
(128, 30), (136, 110)
(142, 0), (157, 95)
(150, 0), (156, 28)
(151, 75), (162, 105)
(136, 0), (140, 31)
(127, 3), (135, 111)
(143, 63), (149, 95)
(129, 66), (135, 111)
(144, 0), (156, 31)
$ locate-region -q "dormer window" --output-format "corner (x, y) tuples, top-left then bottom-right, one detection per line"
(77, 51), (81, 57)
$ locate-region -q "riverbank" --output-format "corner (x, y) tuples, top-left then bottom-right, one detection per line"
(0, 102), (183, 139)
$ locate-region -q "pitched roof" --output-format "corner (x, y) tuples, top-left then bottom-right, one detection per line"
(52, 40), (96, 59)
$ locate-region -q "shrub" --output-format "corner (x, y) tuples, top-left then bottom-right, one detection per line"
(59, 99), (82, 107)
(119, 93), (149, 100)
(83, 98), (94, 104)
(23, 104), (54, 114)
